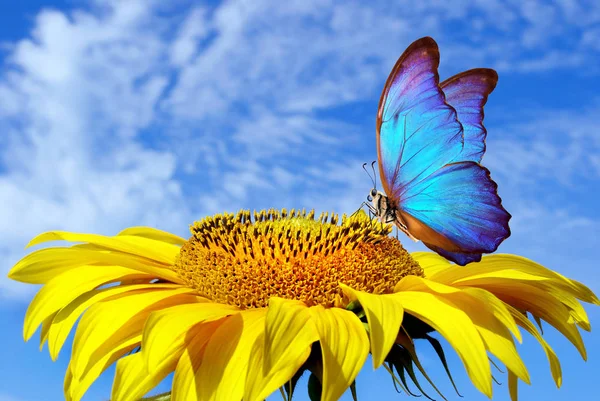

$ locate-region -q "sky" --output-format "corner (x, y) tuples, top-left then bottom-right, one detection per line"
(0, 0), (599, 400)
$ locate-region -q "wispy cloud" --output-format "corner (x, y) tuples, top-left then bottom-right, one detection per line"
(486, 105), (600, 185)
(0, 3), (190, 298)
(0, 394), (26, 401)
(1, 0), (599, 299)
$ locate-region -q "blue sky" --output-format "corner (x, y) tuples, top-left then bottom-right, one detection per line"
(1, 0), (599, 400)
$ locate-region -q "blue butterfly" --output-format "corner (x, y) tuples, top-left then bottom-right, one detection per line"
(368, 37), (511, 265)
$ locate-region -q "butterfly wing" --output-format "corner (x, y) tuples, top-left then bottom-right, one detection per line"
(441, 68), (498, 163)
(398, 162), (511, 265)
(376, 38), (510, 265)
(376, 37), (464, 203)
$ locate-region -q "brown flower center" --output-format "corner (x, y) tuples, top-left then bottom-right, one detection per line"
(173, 209), (423, 308)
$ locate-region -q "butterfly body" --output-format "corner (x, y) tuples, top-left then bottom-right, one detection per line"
(369, 188), (418, 242)
(371, 37), (511, 265)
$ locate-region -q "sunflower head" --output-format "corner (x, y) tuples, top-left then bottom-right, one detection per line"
(174, 209), (423, 309)
(7, 208), (599, 401)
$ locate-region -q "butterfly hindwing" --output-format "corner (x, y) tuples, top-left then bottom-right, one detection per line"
(424, 246), (483, 266)
(399, 161), (511, 265)
(441, 68), (498, 163)
(376, 37), (464, 202)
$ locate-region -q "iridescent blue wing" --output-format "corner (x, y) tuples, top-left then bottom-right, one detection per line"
(376, 38), (510, 265)
(376, 37), (464, 202)
(441, 68), (498, 163)
(397, 162), (511, 265)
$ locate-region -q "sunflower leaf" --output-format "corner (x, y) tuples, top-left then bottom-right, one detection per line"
(424, 334), (462, 397)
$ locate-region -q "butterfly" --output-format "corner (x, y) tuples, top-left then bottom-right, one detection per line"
(367, 36), (511, 266)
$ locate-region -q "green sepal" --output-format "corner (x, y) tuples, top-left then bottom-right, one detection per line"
(424, 334), (462, 397)
(533, 315), (544, 334)
(307, 372), (322, 401)
(382, 361), (410, 394)
(282, 366), (307, 401)
(350, 381), (358, 401)
(396, 346), (436, 400)
(139, 392), (171, 401)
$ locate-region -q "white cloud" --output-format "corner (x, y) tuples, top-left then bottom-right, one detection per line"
(485, 105), (600, 185)
(0, 5), (190, 299)
(2, 0), (599, 300)
(169, 7), (211, 67)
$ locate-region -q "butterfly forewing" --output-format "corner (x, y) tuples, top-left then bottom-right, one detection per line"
(376, 37), (464, 205)
(441, 68), (498, 163)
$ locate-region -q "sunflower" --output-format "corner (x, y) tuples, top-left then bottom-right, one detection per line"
(8, 209), (598, 401)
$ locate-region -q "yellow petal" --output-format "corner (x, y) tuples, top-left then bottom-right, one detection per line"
(435, 254), (598, 305)
(245, 331), (313, 401)
(143, 302), (239, 371)
(9, 248), (99, 284)
(396, 276), (530, 387)
(195, 309), (267, 401)
(420, 259), (589, 361)
(171, 320), (224, 401)
(340, 284), (404, 369)
(39, 312), (56, 351)
(244, 298), (317, 401)
(462, 287), (522, 343)
(71, 288), (200, 379)
(27, 231), (180, 265)
(395, 274), (462, 293)
(449, 294), (529, 384)
(488, 282), (586, 359)
(506, 304), (562, 387)
(64, 362), (74, 401)
(67, 336), (140, 401)
(309, 305), (369, 401)
(111, 351), (174, 401)
(117, 226), (187, 246)
(24, 265), (151, 341)
(262, 297), (315, 372)
(391, 291), (492, 397)
(117, 308), (238, 401)
(397, 276), (522, 343)
(9, 245), (183, 284)
(508, 370), (518, 401)
(545, 287), (590, 331)
(563, 276), (600, 306)
(47, 283), (183, 360)
(411, 252), (451, 277)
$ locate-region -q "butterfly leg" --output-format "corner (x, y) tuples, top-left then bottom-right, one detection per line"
(350, 202), (372, 217)
(351, 202), (379, 228)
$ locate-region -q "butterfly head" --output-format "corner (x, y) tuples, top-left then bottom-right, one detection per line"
(367, 188), (388, 213)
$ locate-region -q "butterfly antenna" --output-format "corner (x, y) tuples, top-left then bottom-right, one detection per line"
(362, 162), (376, 189)
(370, 160), (377, 190)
